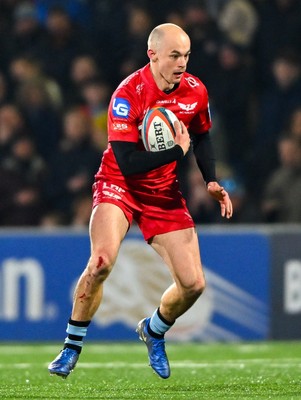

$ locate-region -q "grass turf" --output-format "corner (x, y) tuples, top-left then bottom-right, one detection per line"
(0, 341), (300, 399)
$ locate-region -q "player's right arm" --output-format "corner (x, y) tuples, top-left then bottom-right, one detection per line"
(111, 121), (189, 176)
(108, 74), (191, 176)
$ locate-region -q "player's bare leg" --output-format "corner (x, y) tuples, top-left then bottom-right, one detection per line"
(151, 227), (205, 321)
(71, 203), (129, 321)
(137, 227), (205, 379)
(48, 203), (129, 378)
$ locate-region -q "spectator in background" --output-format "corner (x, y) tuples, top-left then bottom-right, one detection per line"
(217, 0), (258, 49)
(35, 0), (93, 29)
(261, 134), (301, 223)
(0, 103), (29, 159)
(66, 54), (102, 105)
(3, 2), (47, 63)
(182, 2), (221, 89)
(14, 76), (62, 162)
(35, 5), (94, 95)
(45, 107), (100, 221)
(90, 1), (128, 88)
(79, 77), (110, 151)
(118, 5), (153, 80)
(0, 135), (47, 226)
(210, 40), (255, 175)
(254, 0), (301, 89)
(9, 55), (63, 109)
(247, 49), (301, 198)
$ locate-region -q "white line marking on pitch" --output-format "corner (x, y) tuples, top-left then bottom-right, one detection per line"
(1, 360), (301, 369)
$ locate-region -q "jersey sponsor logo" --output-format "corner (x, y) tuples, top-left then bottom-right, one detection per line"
(178, 102), (198, 112)
(112, 122), (131, 131)
(184, 76), (199, 88)
(156, 98), (176, 105)
(112, 98), (130, 118)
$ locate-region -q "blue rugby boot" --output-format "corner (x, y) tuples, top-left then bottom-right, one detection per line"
(48, 348), (79, 378)
(136, 317), (170, 379)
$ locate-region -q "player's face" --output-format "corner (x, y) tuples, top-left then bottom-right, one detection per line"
(161, 48), (190, 83)
(151, 33), (191, 89)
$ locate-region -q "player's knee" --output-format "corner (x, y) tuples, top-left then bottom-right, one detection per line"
(88, 252), (114, 281)
(183, 276), (206, 300)
(195, 277), (206, 296)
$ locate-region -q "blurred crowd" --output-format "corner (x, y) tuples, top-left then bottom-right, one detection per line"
(1, 0), (301, 228)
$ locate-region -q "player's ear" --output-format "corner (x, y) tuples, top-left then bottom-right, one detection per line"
(147, 49), (158, 62)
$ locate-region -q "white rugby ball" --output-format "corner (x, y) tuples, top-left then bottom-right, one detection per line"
(141, 107), (178, 151)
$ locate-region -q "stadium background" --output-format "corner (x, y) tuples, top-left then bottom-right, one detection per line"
(1, 0), (301, 342)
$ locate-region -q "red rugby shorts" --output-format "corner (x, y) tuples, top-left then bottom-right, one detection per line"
(92, 179), (195, 241)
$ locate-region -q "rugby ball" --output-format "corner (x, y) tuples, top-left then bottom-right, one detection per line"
(141, 107), (178, 151)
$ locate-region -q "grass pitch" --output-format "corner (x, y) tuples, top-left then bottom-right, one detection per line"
(0, 341), (300, 399)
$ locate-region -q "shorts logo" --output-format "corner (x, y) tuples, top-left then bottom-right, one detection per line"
(102, 182), (125, 200)
(102, 190), (122, 200)
(112, 98), (130, 118)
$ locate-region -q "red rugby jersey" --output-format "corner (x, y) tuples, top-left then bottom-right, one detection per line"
(95, 64), (212, 191)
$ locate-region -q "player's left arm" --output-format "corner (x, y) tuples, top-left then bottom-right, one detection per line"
(190, 131), (233, 219)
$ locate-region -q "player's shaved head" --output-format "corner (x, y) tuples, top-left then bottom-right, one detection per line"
(147, 23), (190, 51)
(147, 23), (191, 91)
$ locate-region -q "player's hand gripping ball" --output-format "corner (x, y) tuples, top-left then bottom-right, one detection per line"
(141, 107), (179, 151)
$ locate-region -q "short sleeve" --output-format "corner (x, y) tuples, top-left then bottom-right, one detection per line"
(107, 90), (140, 142)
